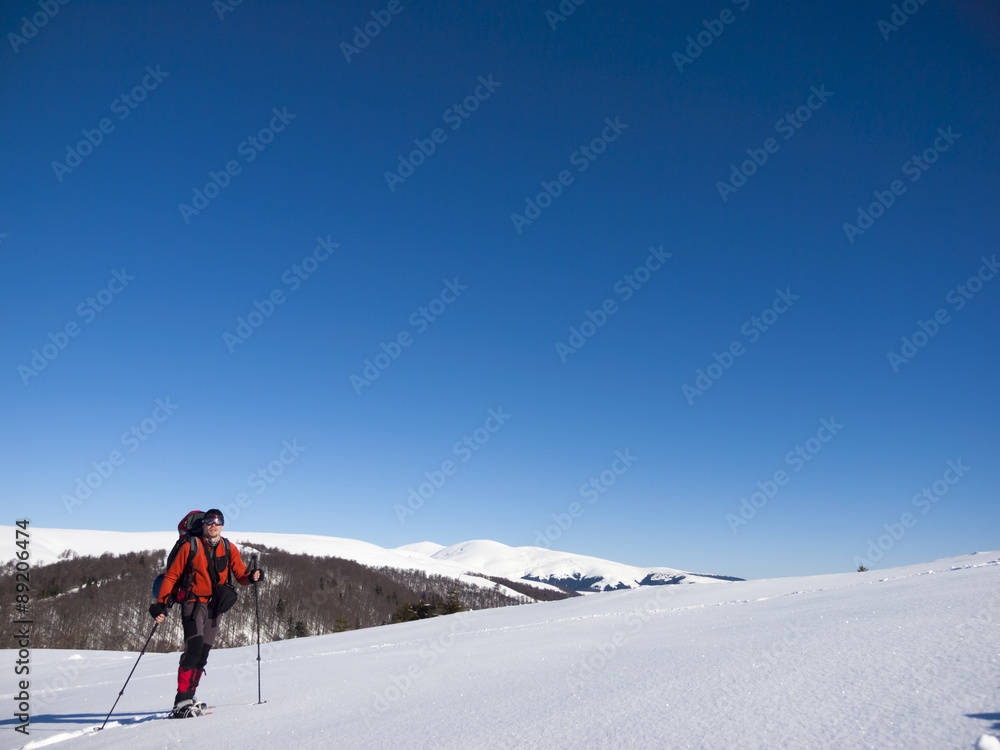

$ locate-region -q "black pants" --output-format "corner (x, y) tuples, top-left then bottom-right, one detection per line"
(175, 601), (221, 702)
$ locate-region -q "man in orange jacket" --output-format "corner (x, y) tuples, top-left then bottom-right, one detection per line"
(149, 509), (261, 717)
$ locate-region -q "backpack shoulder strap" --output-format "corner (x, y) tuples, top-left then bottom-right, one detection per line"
(164, 536), (201, 602)
(221, 538), (234, 577)
(187, 536), (200, 572)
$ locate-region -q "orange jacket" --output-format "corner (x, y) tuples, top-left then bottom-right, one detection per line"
(157, 536), (254, 604)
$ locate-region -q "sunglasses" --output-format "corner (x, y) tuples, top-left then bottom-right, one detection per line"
(203, 517), (224, 527)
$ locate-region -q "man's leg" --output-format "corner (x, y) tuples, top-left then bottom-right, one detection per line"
(192, 645), (210, 693)
(174, 603), (208, 709)
(192, 612), (221, 701)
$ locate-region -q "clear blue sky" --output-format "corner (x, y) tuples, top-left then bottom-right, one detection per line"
(2, 0), (997, 580)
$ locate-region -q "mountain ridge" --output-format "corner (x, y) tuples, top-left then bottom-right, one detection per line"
(1, 527), (742, 593)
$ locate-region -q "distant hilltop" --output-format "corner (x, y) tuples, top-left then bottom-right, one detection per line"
(1, 527), (742, 593)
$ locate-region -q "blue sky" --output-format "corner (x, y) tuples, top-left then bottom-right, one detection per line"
(2, 0), (997, 580)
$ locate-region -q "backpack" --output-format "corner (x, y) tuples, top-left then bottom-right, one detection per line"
(152, 511), (233, 607)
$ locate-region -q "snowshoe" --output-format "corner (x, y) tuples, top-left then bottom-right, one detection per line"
(169, 699), (205, 718)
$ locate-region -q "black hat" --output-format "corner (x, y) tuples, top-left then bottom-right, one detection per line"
(203, 509), (225, 525)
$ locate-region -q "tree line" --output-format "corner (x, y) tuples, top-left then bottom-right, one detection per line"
(0, 542), (572, 652)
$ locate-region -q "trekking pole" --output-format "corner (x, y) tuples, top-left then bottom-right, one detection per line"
(98, 619), (160, 730)
(251, 554), (265, 705)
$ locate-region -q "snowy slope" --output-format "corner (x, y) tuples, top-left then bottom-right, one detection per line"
(0, 527), (534, 600)
(2, 527), (447, 572)
(4, 551), (998, 750)
(1, 528), (730, 595)
(428, 539), (734, 590)
(396, 541), (446, 557)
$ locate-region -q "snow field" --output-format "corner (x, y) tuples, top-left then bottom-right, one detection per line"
(2, 552), (997, 749)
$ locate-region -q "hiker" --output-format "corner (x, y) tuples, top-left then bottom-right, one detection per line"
(149, 509), (262, 717)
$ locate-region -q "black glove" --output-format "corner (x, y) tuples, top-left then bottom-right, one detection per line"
(248, 555), (263, 584)
(149, 602), (166, 619)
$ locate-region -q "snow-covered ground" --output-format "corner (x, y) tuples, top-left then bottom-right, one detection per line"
(3, 551), (998, 749)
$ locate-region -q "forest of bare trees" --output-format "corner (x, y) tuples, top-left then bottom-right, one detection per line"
(1, 542), (572, 652)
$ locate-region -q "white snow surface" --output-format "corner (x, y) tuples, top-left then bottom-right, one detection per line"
(4, 551), (998, 749)
(395, 541), (447, 557)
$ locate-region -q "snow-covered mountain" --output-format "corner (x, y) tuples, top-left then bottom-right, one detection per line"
(3, 528), (738, 594)
(3, 550), (997, 750)
(400, 538), (741, 590)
